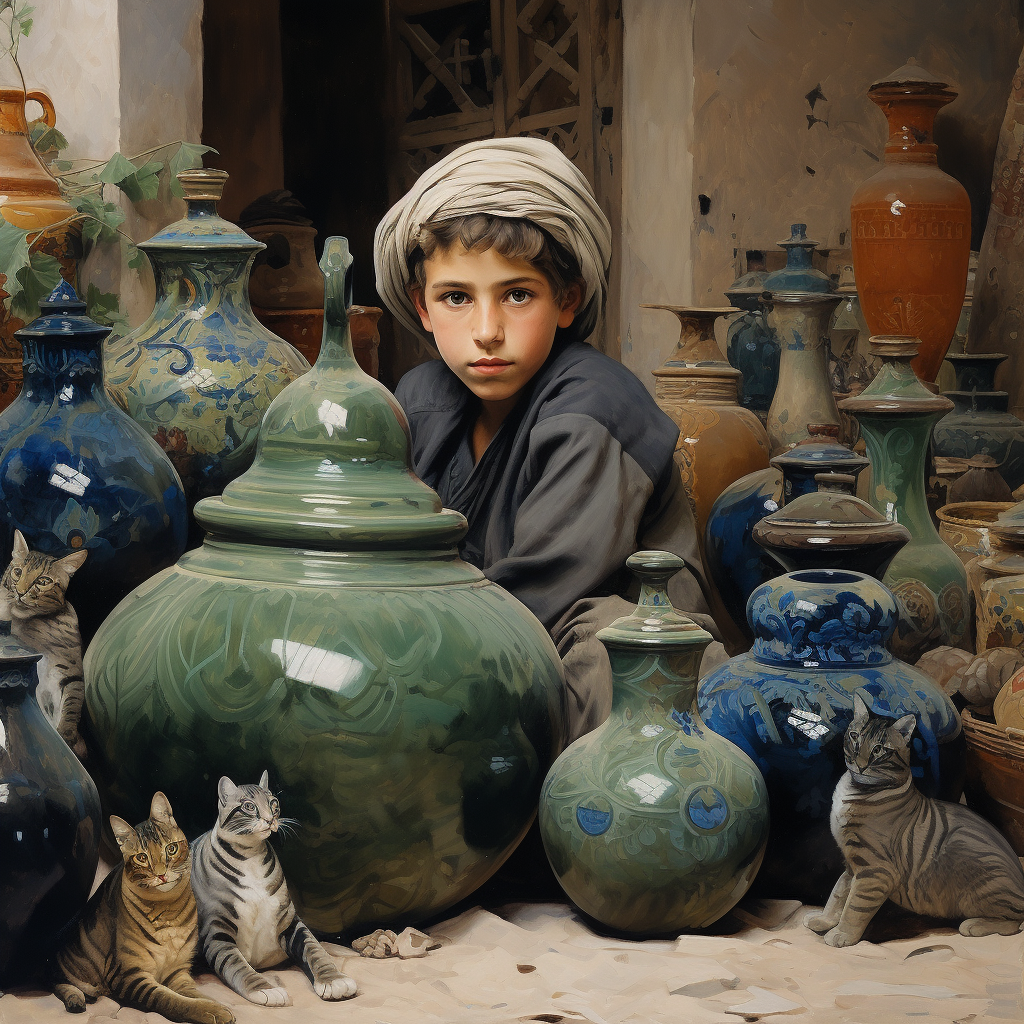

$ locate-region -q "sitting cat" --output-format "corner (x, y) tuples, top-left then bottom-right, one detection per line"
(0, 530), (87, 758)
(806, 690), (1024, 947)
(191, 772), (357, 1006)
(52, 792), (234, 1024)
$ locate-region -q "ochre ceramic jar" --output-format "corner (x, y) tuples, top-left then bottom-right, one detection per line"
(85, 239), (565, 934)
(850, 61), (971, 383)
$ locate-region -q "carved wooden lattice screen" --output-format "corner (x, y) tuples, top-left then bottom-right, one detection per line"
(386, 0), (622, 376)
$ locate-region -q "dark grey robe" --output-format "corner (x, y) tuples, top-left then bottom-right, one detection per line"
(395, 338), (720, 745)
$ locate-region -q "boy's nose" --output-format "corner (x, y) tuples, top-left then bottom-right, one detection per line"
(472, 301), (504, 346)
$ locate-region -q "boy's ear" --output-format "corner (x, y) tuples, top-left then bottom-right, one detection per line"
(558, 280), (583, 329)
(406, 283), (434, 334)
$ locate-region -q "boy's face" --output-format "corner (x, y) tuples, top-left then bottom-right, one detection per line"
(410, 243), (580, 406)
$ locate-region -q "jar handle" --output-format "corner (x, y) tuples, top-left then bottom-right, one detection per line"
(26, 90), (56, 128)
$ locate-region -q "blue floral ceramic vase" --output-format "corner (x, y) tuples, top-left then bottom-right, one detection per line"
(704, 429), (869, 647)
(0, 637), (101, 985)
(698, 568), (964, 902)
(0, 284), (187, 642)
(104, 169), (309, 541)
(841, 337), (970, 660)
(540, 552), (769, 935)
(85, 239), (565, 935)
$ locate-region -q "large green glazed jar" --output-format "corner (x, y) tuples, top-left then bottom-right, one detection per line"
(104, 169), (309, 532)
(85, 238), (564, 934)
(841, 337), (969, 660)
(538, 552), (769, 936)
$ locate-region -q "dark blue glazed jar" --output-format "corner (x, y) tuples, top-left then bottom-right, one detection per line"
(704, 435), (869, 645)
(697, 569), (964, 901)
(0, 637), (101, 985)
(762, 224), (833, 294)
(726, 269), (779, 418)
(0, 284), (187, 642)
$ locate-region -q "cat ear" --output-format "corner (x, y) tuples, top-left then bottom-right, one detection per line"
(12, 530), (27, 560)
(109, 815), (137, 850)
(218, 776), (238, 805)
(150, 791), (176, 825)
(894, 713), (917, 745)
(57, 548), (88, 576)
(259, 770), (269, 789)
(851, 690), (871, 725)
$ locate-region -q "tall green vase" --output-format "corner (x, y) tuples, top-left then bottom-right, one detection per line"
(841, 337), (969, 659)
(538, 551), (769, 935)
(85, 238), (565, 934)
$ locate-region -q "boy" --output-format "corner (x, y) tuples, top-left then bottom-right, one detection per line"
(375, 137), (720, 746)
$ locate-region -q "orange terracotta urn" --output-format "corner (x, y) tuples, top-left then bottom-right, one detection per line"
(0, 85), (79, 409)
(850, 60), (971, 384)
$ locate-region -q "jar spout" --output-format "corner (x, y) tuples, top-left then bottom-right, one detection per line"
(317, 236), (358, 369)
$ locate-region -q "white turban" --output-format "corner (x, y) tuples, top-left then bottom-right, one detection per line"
(374, 137), (612, 343)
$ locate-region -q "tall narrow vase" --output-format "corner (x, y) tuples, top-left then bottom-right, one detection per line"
(841, 338), (970, 659)
(764, 292), (843, 455)
(104, 170), (310, 540)
(850, 61), (971, 383)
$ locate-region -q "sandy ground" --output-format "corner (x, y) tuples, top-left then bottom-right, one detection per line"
(1, 896), (1021, 1024)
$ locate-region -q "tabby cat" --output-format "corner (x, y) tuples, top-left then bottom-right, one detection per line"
(806, 690), (1024, 947)
(52, 792), (234, 1024)
(191, 773), (357, 1006)
(0, 530), (87, 758)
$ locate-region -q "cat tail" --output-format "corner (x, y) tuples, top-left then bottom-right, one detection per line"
(56, 672), (86, 754)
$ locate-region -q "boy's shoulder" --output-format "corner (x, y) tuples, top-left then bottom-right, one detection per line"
(395, 357), (466, 415)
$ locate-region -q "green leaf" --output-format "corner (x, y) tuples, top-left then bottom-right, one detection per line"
(75, 194), (125, 247)
(126, 242), (146, 270)
(96, 152), (138, 186)
(0, 219), (32, 299)
(85, 283), (128, 330)
(54, 159), (74, 172)
(14, 4), (34, 36)
(169, 143), (218, 196)
(13, 251), (62, 322)
(117, 158), (162, 203)
(29, 121), (68, 154)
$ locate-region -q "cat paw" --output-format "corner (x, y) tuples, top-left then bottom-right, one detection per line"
(803, 912), (836, 934)
(823, 927), (861, 948)
(195, 999), (235, 1024)
(250, 985), (290, 1007)
(315, 973), (358, 1000)
(960, 917), (1023, 937)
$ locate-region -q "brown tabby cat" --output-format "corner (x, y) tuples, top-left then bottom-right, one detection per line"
(0, 530), (87, 758)
(51, 792), (234, 1024)
(806, 690), (1024, 947)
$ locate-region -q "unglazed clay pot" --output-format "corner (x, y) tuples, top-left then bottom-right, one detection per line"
(647, 304), (770, 537)
(539, 552), (769, 935)
(0, 639), (101, 984)
(698, 568), (964, 902)
(84, 239), (565, 934)
(850, 61), (971, 383)
(763, 292), (843, 455)
(841, 337), (970, 660)
(104, 170), (310, 536)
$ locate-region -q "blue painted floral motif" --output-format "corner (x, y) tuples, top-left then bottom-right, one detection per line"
(0, 286), (188, 642)
(686, 786), (729, 832)
(576, 801), (613, 836)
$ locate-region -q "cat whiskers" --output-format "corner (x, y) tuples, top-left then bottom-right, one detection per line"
(275, 817), (300, 839)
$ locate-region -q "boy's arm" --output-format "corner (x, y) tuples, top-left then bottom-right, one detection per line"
(483, 413), (709, 631)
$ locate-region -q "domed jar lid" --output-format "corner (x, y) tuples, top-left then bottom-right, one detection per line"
(138, 169), (263, 254)
(597, 551), (713, 650)
(752, 473), (911, 575)
(748, 569), (899, 667)
(762, 224), (833, 294)
(870, 58), (952, 92)
(195, 236), (467, 551)
(769, 428), (870, 478)
(13, 281), (110, 347)
(840, 337), (953, 417)
(725, 269), (769, 312)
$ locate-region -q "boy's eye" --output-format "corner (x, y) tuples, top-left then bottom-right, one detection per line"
(441, 291), (470, 307)
(507, 289), (532, 305)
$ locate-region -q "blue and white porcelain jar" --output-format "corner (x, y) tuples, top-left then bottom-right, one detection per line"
(698, 568), (964, 902)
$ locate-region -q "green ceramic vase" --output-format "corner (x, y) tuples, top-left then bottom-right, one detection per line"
(538, 551), (769, 935)
(841, 337), (969, 660)
(85, 238), (565, 934)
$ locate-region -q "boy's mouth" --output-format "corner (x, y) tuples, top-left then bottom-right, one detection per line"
(469, 358), (513, 374)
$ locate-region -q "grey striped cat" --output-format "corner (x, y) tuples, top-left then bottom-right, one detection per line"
(0, 530), (87, 758)
(806, 690), (1024, 947)
(52, 792), (234, 1024)
(191, 772), (357, 1006)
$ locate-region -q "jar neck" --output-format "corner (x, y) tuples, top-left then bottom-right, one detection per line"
(20, 337), (107, 402)
(949, 391), (1010, 415)
(150, 250), (257, 308)
(783, 244), (815, 271)
(607, 647), (705, 718)
(185, 199), (221, 220)
(872, 89), (952, 165)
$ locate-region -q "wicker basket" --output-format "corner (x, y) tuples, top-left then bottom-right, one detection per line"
(962, 709), (1024, 855)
